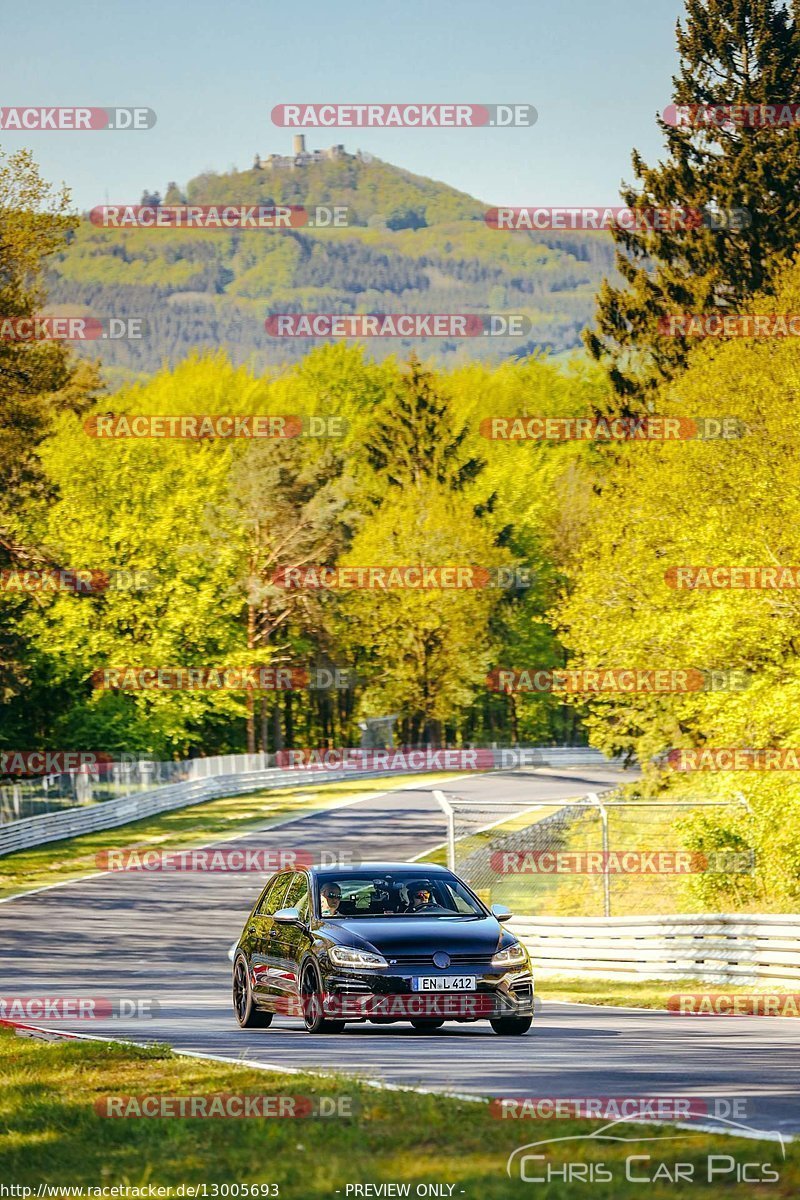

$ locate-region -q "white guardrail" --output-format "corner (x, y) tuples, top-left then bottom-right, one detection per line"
(0, 765), (404, 857)
(0, 746), (616, 857)
(510, 914), (800, 985)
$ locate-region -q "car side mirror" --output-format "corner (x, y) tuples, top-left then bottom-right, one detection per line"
(274, 906), (302, 925)
(491, 903), (513, 922)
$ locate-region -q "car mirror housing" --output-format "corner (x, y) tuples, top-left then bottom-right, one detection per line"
(274, 906), (302, 925)
(491, 903), (513, 922)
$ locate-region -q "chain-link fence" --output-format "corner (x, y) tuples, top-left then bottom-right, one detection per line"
(0, 760), (191, 823)
(0, 745), (614, 825)
(433, 790), (750, 917)
(0, 753), (296, 824)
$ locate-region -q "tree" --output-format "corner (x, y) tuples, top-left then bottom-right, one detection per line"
(559, 256), (800, 905)
(443, 357), (607, 745)
(224, 437), (354, 753)
(337, 484), (510, 745)
(365, 356), (484, 493)
(586, 0), (800, 405)
(163, 181), (185, 204)
(386, 206), (426, 230)
(33, 357), (250, 756)
(16, 338), (606, 755)
(27, 346), (392, 756)
(0, 147), (99, 715)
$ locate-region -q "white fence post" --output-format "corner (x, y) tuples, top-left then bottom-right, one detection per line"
(586, 792), (610, 918)
(432, 789), (456, 871)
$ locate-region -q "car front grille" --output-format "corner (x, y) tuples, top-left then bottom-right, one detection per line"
(386, 952), (495, 966)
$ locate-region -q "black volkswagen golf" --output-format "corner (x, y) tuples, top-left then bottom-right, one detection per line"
(232, 861), (534, 1035)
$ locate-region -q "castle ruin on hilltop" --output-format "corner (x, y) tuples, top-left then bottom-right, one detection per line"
(253, 136), (363, 171)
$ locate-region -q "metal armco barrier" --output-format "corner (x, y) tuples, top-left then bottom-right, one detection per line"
(0, 767), (385, 857)
(0, 746), (615, 857)
(510, 913), (800, 985)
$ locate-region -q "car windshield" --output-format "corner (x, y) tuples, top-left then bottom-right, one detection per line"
(315, 871), (485, 918)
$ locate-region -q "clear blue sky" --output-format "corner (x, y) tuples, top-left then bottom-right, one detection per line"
(2, 0), (688, 211)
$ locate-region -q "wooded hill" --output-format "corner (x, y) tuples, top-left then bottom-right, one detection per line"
(47, 150), (617, 383)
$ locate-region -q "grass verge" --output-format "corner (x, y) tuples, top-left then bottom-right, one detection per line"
(540, 976), (800, 1012)
(0, 1026), (795, 1197)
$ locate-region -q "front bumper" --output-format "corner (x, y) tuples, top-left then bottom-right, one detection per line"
(319, 965), (535, 1021)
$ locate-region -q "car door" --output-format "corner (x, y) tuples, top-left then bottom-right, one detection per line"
(249, 872), (291, 1003)
(269, 871), (311, 1014)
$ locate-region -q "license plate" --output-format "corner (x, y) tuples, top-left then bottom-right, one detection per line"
(411, 975), (477, 992)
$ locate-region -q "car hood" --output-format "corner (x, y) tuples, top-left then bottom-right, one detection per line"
(322, 914), (505, 956)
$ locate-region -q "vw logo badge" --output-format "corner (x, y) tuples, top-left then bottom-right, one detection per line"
(433, 952), (450, 969)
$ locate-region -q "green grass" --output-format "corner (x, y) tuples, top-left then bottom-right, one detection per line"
(540, 976), (800, 1012)
(0, 772), (456, 900)
(0, 1027), (795, 1196)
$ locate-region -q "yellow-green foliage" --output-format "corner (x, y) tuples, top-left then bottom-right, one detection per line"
(557, 257), (800, 908)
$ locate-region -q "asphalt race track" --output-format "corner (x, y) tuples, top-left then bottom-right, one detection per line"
(2, 767), (799, 1139)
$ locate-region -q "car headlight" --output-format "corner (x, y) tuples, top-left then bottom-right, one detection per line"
(491, 941), (528, 968)
(328, 945), (388, 970)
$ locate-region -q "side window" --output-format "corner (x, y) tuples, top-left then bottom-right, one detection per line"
(254, 876), (278, 916)
(257, 873), (291, 915)
(284, 872), (309, 914)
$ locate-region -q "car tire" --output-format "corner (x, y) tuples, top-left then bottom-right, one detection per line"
(490, 1016), (532, 1036)
(233, 956), (273, 1028)
(410, 1019), (445, 1032)
(301, 964), (345, 1034)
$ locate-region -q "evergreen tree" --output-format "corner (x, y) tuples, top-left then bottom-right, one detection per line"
(587, 0), (800, 405)
(365, 356), (484, 492)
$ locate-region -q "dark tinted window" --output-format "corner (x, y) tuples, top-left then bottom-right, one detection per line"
(257, 872), (291, 915)
(284, 872), (309, 912)
(254, 876), (277, 915)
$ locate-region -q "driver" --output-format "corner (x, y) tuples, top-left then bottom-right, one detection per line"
(320, 883), (342, 917)
(408, 882), (436, 911)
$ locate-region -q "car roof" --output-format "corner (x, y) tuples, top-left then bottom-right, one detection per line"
(308, 861), (452, 876)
